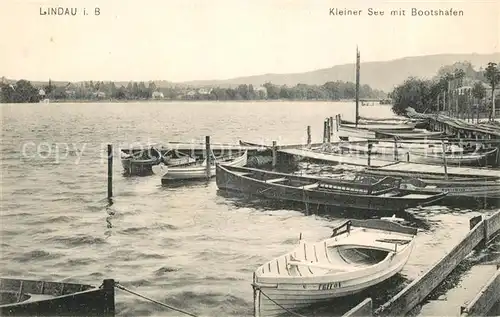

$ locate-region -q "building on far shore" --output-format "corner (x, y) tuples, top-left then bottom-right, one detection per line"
(152, 91), (164, 99)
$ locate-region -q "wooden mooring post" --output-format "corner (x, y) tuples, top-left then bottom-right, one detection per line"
(306, 126), (311, 148)
(393, 137), (398, 161)
(329, 116), (334, 139)
(327, 118), (331, 143)
(272, 140), (277, 168)
(367, 142), (373, 167)
(107, 144), (113, 199)
(323, 119), (329, 143)
(441, 140), (448, 179)
(205, 136), (211, 179)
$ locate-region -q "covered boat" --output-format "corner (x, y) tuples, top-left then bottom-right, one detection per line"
(215, 165), (447, 212)
(252, 219), (417, 317)
(160, 150), (248, 183)
(0, 278), (115, 316)
(409, 148), (497, 166)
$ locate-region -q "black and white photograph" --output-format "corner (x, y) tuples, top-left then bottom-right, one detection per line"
(1, 0), (499, 316)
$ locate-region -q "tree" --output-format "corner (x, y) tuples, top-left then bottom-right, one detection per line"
(390, 77), (436, 116)
(485, 62), (500, 120)
(263, 82), (280, 99)
(471, 81), (486, 106)
(0, 80), (40, 103)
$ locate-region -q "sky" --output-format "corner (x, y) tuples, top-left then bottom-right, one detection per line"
(1, 0), (498, 82)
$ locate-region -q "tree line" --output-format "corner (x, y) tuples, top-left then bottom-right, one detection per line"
(390, 61), (500, 120)
(0, 79), (386, 103)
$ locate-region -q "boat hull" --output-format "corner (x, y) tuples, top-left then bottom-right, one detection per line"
(410, 149), (497, 166)
(216, 165), (446, 212)
(254, 250), (409, 317)
(161, 151), (248, 182)
(253, 222), (415, 317)
(120, 148), (162, 175)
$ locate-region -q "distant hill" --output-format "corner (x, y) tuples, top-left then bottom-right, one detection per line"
(178, 53), (500, 92)
(3, 53), (499, 92)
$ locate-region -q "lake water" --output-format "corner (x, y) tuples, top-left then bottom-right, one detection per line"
(1, 101), (498, 317)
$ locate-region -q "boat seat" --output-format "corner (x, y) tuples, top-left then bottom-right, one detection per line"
(377, 192), (398, 197)
(232, 172), (252, 176)
(266, 177), (287, 183)
(302, 183), (319, 190)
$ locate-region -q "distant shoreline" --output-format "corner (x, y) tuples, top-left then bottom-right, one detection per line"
(4, 98), (383, 104)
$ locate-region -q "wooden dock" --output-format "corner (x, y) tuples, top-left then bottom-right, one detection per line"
(342, 211), (500, 317)
(460, 266), (500, 316)
(417, 264), (500, 316)
(277, 148), (391, 167)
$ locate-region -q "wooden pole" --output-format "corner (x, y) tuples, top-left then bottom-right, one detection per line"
(336, 114), (340, 132)
(327, 118), (331, 143)
(306, 125), (311, 148)
(367, 142), (372, 167)
(441, 140), (448, 179)
(355, 47), (360, 126)
(107, 144), (113, 199)
(205, 135), (211, 179)
(272, 140), (277, 168)
(443, 91), (446, 112)
(323, 119), (328, 144)
(329, 116), (334, 139)
(495, 145), (500, 167)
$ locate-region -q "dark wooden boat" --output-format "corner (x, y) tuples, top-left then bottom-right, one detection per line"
(215, 165), (447, 212)
(120, 147), (162, 175)
(0, 278), (115, 316)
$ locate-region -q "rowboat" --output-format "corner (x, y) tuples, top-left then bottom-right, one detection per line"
(160, 150), (248, 182)
(215, 165), (447, 212)
(121, 147), (162, 175)
(400, 178), (500, 199)
(410, 148), (497, 166)
(0, 278), (114, 316)
(373, 130), (444, 140)
(252, 219), (417, 317)
(336, 125), (426, 140)
(362, 168), (500, 181)
(339, 142), (465, 156)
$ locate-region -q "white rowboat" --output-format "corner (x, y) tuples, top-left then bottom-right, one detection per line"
(252, 219), (417, 317)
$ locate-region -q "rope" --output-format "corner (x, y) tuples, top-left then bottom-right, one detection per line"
(115, 283), (200, 317)
(257, 288), (309, 317)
